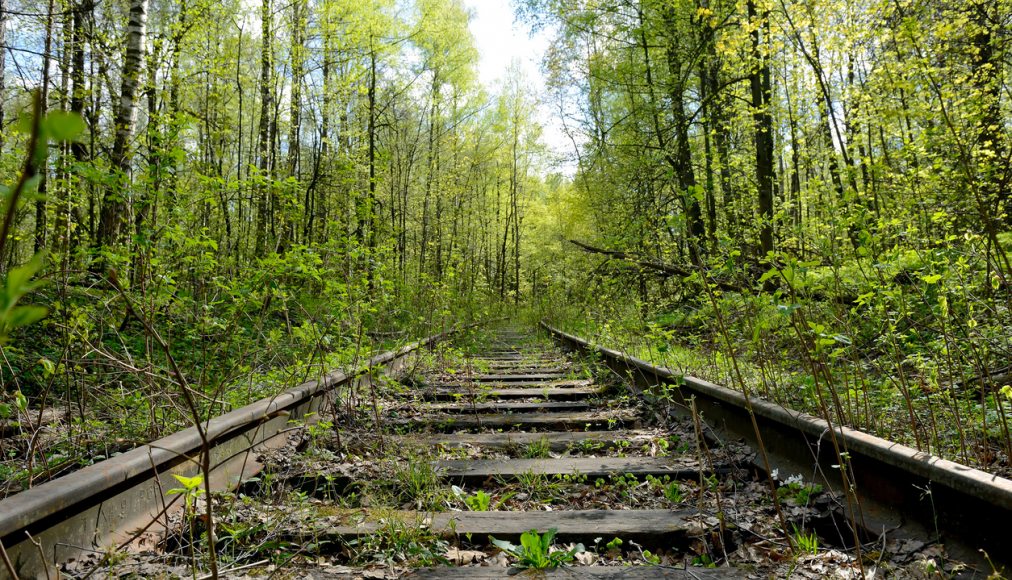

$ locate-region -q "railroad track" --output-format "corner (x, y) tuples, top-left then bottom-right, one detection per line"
(3, 325), (1011, 578)
(255, 328), (746, 578)
(358, 330), (738, 577)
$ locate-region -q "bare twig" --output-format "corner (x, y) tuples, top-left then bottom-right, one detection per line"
(106, 272), (220, 579)
(0, 538), (20, 580)
(24, 533), (50, 580)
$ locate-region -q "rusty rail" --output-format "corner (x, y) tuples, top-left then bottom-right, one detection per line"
(0, 328), (458, 579)
(542, 322), (1012, 567)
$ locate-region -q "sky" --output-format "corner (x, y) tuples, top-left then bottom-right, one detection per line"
(462, 0), (576, 173)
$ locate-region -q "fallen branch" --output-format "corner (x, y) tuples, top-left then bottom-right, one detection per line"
(567, 239), (859, 306)
(950, 365), (1012, 395)
(567, 239), (744, 292)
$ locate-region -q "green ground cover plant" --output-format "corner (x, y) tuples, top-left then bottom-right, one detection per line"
(489, 528), (584, 570)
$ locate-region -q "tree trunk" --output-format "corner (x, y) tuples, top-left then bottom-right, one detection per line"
(313, 10), (333, 245)
(56, 0), (92, 254)
(254, 0), (272, 255)
(784, 66), (804, 239)
(96, 0), (147, 256)
(846, 54), (873, 214)
(282, 0), (303, 253)
(696, 6), (717, 250)
(0, 0), (7, 157)
(510, 108), (522, 303)
(783, 6), (851, 201)
(968, 0), (1008, 223)
(748, 0), (775, 258)
(34, 0), (57, 252)
(709, 69), (735, 241)
(132, 39), (161, 287)
(697, 0), (730, 249)
(660, 5), (704, 258)
(366, 39), (378, 287)
(420, 74), (440, 280)
(164, 0), (185, 219)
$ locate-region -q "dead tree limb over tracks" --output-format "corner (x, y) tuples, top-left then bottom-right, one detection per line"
(567, 239), (859, 306)
(567, 239), (743, 293)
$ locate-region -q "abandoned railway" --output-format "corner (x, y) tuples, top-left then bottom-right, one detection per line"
(1, 325), (1011, 579)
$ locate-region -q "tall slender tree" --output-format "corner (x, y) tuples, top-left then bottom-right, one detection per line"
(96, 0), (149, 255)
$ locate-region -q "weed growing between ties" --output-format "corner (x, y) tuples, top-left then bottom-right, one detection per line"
(489, 528), (584, 569)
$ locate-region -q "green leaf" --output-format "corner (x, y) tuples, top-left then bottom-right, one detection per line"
(171, 473), (205, 491)
(519, 529), (539, 555)
(7, 306), (49, 328)
(42, 111), (86, 142)
(759, 268), (780, 284)
(776, 304), (800, 316)
(541, 528), (557, 547)
(38, 357), (57, 377)
(489, 535), (517, 554)
(921, 274), (942, 285)
(4, 252), (47, 304)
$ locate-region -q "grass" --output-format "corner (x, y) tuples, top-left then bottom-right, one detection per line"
(503, 469), (564, 504)
(522, 437), (552, 458)
(344, 514), (450, 566)
(792, 526), (819, 555)
(389, 457), (446, 510)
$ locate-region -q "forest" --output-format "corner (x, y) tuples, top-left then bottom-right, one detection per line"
(0, 0), (1010, 574)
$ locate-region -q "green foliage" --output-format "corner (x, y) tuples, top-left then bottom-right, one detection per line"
(776, 476), (823, 506)
(345, 516), (449, 566)
(451, 486), (513, 511)
(0, 0), (544, 502)
(40, 111), (87, 142)
(525, 0), (1012, 481)
(305, 417), (335, 450)
(0, 106), (82, 347)
(664, 481), (684, 503)
(489, 528), (584, 569)
(464, 489), (491, 511)
(0, 253), (48, 343)
(521, 437), (552, 458)
(167, 473), (206, 512)
(792, 526), (819, 555)
(217, 520), (268, 557)
(692, 553), (716, 568)
(507, 470), (563, 503)
(390, 458), (445, 510)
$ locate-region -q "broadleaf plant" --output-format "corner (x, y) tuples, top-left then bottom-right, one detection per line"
(489, 528), (584, 569)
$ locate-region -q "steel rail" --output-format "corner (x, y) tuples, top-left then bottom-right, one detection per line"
(542, 322), (1012, 568)
(0, 328), (459, 579)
